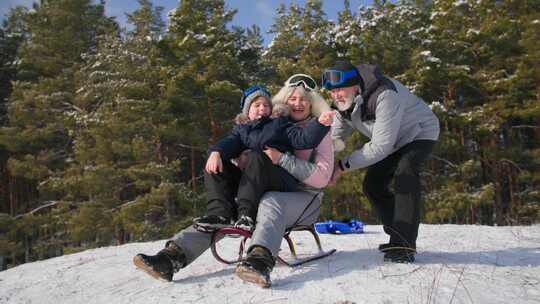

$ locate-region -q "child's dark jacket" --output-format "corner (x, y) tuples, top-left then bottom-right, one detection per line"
(209, 116), (330, 162)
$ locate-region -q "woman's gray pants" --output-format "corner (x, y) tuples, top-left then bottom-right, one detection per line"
(170, 190), (322, 265)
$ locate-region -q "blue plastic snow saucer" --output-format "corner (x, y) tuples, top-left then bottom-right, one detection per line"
(314, 219), (364, 234)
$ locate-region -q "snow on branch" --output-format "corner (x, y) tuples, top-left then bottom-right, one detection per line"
(14, 201), (76, 219)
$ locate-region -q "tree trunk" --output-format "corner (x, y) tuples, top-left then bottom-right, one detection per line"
(0, 255), (6, 271)
(535, 116), (540, 142)
(191, 146), (196, 192)
(155, 140), (163, 162)
(494, 163), (505, 226)
(0, 153), (10, 214)
(9, 175), (15, 216)
(24, 235), (31, 263)
(206, 97), (220, 144)
(116, 225), (125, 245)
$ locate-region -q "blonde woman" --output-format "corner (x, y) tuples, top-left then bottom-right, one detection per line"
(133, 74), (334, 288)
(235, 74), (335, 287)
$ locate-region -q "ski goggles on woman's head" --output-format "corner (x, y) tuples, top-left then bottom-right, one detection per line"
(240, 84), (271, 110)
(285, 74), (318, 91)
(322, 69), (359, 89)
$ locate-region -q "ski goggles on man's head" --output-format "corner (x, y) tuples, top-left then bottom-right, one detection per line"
(240, 84), (271, 110)
(285, 74), (318, 91)
(322, 69), (359, 89)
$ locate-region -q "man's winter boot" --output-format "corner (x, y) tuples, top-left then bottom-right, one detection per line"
(235, 245), (275, 288)
(133, 241), (186, 282)
(378, 242), (400, 252)
(383, 248), (416, 263)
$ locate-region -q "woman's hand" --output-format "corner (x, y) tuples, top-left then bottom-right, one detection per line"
(263, 147), (282, 164)
(205, 151), (223, 174)
(318, 110), (336, 126)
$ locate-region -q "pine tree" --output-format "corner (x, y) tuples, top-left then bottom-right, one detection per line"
(163, 0), (243, 196)
(51, 0), (193, 245)
(232, 24), (267, 84)
(341, 1), (429, 76)
(332, 0), (362, 59)
(0, 6), (29, 216)
(514, 6), (540, 223)
(414, 0), (539, 224)
(296, 0), (337, 80)
(263, 0), (337, 85)
(0, 6), (28, 122)
(0, 0), (115, 266)
(263, 3), (304, 83)
(0, 0), (115, 210)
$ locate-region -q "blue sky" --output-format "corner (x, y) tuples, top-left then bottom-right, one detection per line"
(1, 0), (371, 45)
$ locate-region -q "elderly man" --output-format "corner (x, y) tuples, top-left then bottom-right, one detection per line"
(324, 60), (439, 263)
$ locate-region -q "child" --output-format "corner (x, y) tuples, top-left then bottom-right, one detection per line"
(194, 83), (334, 232)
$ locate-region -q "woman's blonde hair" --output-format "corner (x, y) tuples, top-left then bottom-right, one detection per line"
(271, 85), (330, 118)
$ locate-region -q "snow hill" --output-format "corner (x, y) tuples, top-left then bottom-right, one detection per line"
(1, 224), (539, 304)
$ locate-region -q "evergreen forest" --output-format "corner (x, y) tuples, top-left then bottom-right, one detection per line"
(0, 0), (538, 269)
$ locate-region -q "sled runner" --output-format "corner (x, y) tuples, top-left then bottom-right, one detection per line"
(210, 225), (336, 267)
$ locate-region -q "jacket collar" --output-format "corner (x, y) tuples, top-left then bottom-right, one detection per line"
(356, 64), (384, 99)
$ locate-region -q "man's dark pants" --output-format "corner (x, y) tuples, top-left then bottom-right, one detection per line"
(204, 150), (298, 220)
(363, 140), (435, 249)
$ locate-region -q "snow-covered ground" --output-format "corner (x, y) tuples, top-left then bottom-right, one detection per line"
(1, 224), (539, 304)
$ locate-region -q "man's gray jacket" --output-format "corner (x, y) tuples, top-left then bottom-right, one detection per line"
(332, 64), (440, 171)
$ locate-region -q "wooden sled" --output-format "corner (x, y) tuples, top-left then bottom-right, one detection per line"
(210, 225), (337, 267)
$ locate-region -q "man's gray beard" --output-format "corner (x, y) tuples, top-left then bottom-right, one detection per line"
(335, 96), (354, 111)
